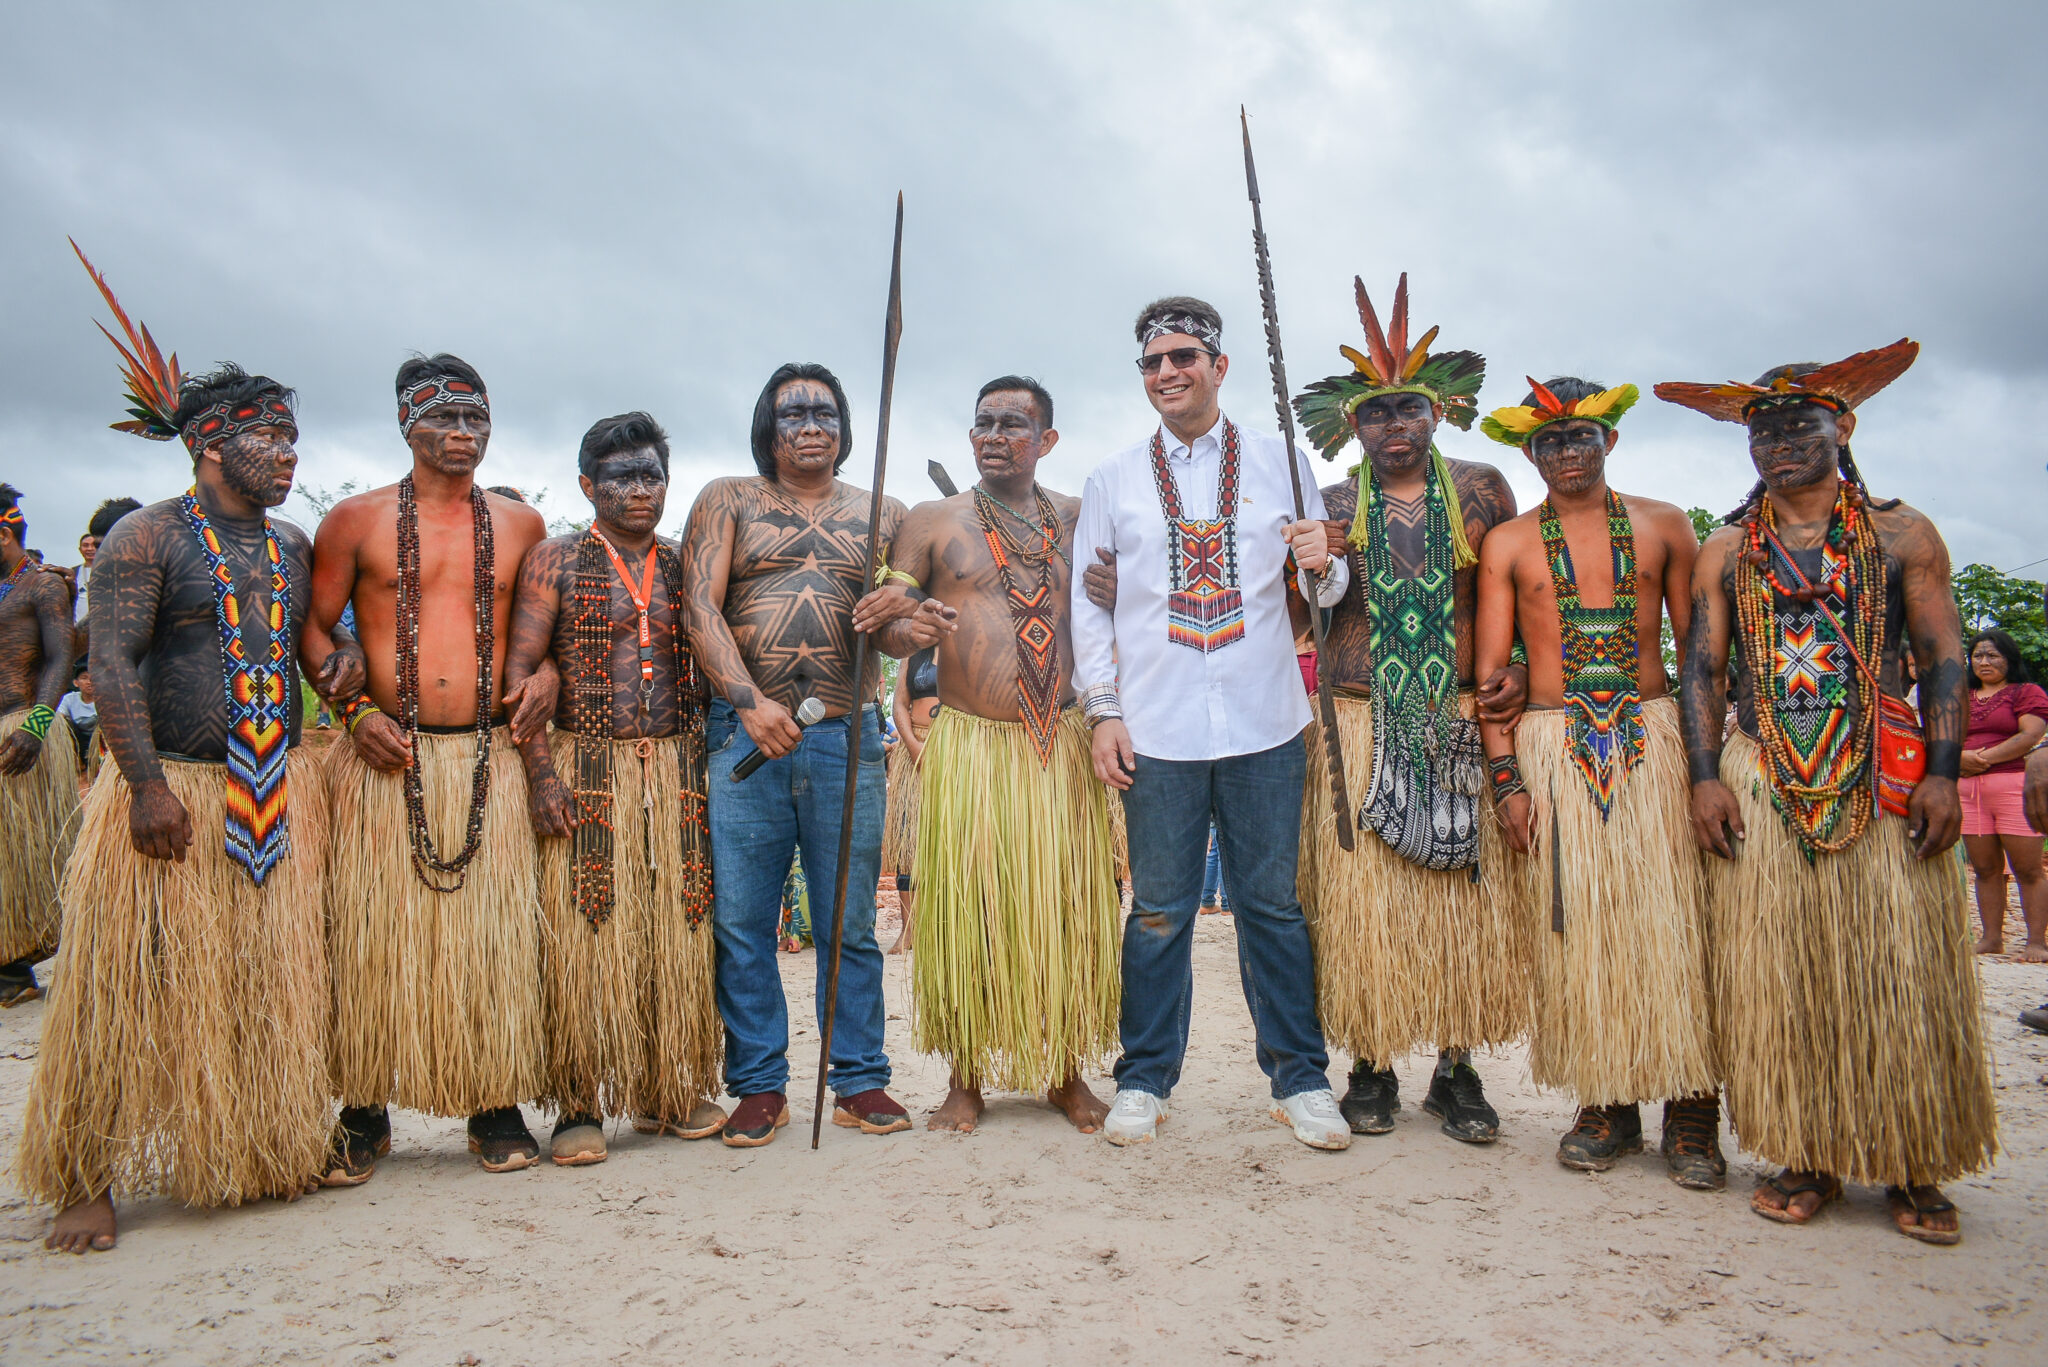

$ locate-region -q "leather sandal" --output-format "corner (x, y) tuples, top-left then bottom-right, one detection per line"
(1751, 1170), (1841, 1225)
(1886, 1185), (1962, 1246)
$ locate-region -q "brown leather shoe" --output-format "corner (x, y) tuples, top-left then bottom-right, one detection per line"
(634, 1098), (728, 1140)
(832, 1087), (913, 1135)
(721, 1092), (790, 1148)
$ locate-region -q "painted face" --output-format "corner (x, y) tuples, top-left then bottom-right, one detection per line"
(1526, 418), (1615, 498)
(1140, 331), (1226, 427)
(1745, 402), (1843, 492)
(213, 422), (299, 509)
(970, 390), (1050, 483)
(407, 402), (493, 476)
(771, 379), (842, 477)
(1970, 639), (2011, 687)
(1351, 391), (1438, 479)
(583, 447), (668, 534)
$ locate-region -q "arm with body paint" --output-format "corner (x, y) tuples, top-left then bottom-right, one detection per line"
(1895, 508), (1965, 857)
(505, 540), (573, 838)
(681, 479), (800, 757)
(866, 499), (956, 659)
(1474, 524), (1530, 852)
(87, 513), (191, 860)
(1681, 529), (1743, 858)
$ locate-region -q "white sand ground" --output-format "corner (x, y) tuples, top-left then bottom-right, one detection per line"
(3, 912), (2046, 1366)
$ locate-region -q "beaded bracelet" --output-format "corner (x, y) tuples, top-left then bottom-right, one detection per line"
(17, 704), (54, 741)
(339, 693), (383, 735)
(1508, 638), (1527, 667)
(1488, 753), (1526, 803)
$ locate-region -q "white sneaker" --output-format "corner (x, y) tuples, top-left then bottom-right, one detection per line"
(1103, 1089), (1168, 1145)
(1272, 1089), (1353, 1150)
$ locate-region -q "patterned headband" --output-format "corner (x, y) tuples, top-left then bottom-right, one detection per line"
(398, 376), (490, 438)
(181, 395), (297, 455)
(1140, 315), (1221, 353)
(0, 505), (21, 531)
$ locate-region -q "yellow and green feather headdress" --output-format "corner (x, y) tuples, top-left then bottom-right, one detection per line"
(1479, 377), (1639, 448)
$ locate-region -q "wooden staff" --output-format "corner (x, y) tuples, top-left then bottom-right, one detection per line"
(813, 192), (905, 1147)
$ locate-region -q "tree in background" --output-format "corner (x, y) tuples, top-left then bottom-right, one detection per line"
(1954, 562), (2048, 679)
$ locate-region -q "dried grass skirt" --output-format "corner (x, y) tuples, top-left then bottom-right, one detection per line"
(0, 705), (80, 963)
(538, 730), (719, 1120)
(326, 728), (543, 1116)
(16, 752), (330, 1207)
(882, 744), (922, 879)
(1709, 731), (1997, 1186)
(1300, 691), (1528, 1065)
(1514, 698), (1716, 1105)
(911, 709), (1121, 1092)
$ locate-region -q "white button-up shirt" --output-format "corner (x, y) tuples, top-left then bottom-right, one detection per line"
(1069, 414), (1346, 761)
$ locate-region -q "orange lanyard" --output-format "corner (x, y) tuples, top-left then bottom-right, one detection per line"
(593, 530), (658, 711)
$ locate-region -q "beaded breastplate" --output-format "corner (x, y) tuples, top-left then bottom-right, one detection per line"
(1539, 491), (1645, 820)
(974, 485), (1064, 767)
(1148, 421), (1244, 654)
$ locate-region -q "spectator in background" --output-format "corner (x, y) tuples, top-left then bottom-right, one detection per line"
(1960, 629), (2048, 959)
(56, 661), (95, 773)
(2020, 742), (2048, 1032)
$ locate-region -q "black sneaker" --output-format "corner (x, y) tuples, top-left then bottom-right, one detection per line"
(322, 1104), (391, 1187)
(1661, 1094), (1728, 1191)
(466, 1106), (540, 1172)
(2019, 1003), (2048, 1034)
(1338, 1063), (1399, 1134)
(1557, 1103), (1644, 1171)
(0, 956), (40, 1008)
(1422, 1062), (1500, 1144)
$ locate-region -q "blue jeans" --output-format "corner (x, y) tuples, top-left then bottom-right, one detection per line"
(707, 699), (890, 1099)
(1201, 824), (1230, 909)
(1115, 733), (1329, 1100)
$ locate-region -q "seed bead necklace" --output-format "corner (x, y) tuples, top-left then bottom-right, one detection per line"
(973, 483), (1064, 766)
(396, 474), (497, 892)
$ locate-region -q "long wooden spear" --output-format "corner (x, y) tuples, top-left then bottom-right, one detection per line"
(1241, 108), (1355, 851)
(814, 192), (905, 1147)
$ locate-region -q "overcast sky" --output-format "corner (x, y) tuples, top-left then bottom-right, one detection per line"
(3, 2), (2041, 576)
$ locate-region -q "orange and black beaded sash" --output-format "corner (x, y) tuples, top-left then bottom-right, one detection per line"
(1539, 491), (1644, 820)
(1147, 421), (1244, 654)
(566, 534), (711, 928)
(973, 485), (1064, 767)
(180, 488), (292, 883)
(1734, 483), (1885, 856)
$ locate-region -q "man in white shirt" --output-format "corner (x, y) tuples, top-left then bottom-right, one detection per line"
(1070, 296), (1352, 1150)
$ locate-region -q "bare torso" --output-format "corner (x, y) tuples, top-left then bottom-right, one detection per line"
(0, 560), (71, 716)
(514, 533), (698, 741)
(891, 487), (1080, 722)
(315, 481), (547, 727)
(684, 475), (906, 718)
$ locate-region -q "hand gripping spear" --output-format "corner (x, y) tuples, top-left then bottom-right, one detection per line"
(814, 192), (905, 1147)
(1241, 108), (1355, 851)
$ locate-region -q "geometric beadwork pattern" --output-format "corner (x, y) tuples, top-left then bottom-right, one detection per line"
(1539, 491), (1646, 820)
(1148, 420), (1245, 654)
(975, 485), (1065, 768)
(1363, 458), (1460, 787)
(179, 487), (291, 884)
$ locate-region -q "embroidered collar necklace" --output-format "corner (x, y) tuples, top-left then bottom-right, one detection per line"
(1147, 419), (1245, 654)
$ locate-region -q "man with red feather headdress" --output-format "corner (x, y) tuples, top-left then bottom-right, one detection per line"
(1661, 341), (1995, 1244)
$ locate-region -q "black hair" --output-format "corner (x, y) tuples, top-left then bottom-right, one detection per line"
(1966, 628), (2033, 688)
(171, 364), (296, 458)
(394, 352), (487, 399)
(749, 363), (853, 481)
(578, 411), (671, 481)
(1522, 376), (1607, 408)
(0, 483), (23, 545)
(1721, 362), (1896, 526)
(1133, 296), (1222, 348)
(87, 497), (143, 539)
(484, 485), (528, 503)
(975, 375), (1054, 429)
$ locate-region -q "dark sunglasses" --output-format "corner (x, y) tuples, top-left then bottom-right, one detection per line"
(1136, 347), (1217, 375)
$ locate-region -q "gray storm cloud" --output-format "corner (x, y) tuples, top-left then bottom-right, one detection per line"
(2, 1), (2040, 572)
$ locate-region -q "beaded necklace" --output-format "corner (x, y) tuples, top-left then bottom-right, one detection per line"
(1539, 490), (1645, 820)
(1147, 420), (1244, 653)
(1734, 481), (1884, 856)
(592, 528), (658, 717)
(974, 484), (1064, 767)
(0, 555), (30, 605)
(179, 488), (293, 883)
(395, 475), (496, 892)
(1363, 460), (1459, 782)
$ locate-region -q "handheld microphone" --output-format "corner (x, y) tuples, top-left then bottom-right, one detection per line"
(731, 696), (826, 781)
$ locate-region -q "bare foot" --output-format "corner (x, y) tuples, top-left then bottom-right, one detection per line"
(928, 1084), (984, 1132)
(47, 1193), (116, 1253)
(886, 931), (909, 955)
(1750, 1169), (1839, 1225)
(2024, 944), (2048, 964)
(1047, 1075), (1110, 1134)
(1975, 935), (2006, 955)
